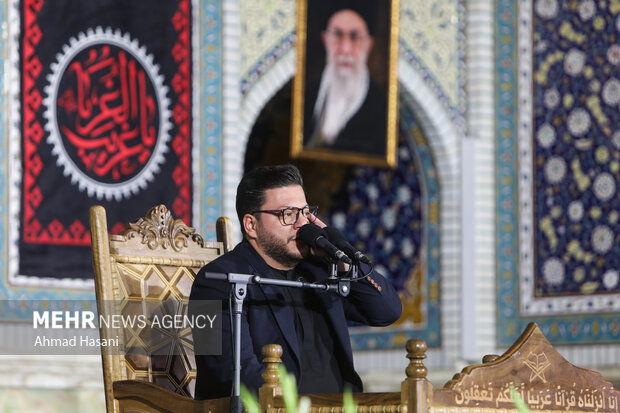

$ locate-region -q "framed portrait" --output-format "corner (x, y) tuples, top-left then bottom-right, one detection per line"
(291, 0), (399, 168)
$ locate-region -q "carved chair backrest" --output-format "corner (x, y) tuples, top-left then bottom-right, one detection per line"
(89, 204), (233, 413)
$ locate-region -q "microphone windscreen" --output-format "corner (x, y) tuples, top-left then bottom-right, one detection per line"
(298, 224), (325, 248)
(324, 226), (372, 265)
(323, 227), (347, 245)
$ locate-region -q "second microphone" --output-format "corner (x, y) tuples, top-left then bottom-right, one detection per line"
(298, 224), (352, 265)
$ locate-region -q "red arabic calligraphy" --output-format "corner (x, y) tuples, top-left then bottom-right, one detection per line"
(57, 45), (158, 182)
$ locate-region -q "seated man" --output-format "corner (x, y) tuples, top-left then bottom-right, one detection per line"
(190, 164), (401, 399)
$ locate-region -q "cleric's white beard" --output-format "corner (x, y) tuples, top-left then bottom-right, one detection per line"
(313, 57), (369, 144)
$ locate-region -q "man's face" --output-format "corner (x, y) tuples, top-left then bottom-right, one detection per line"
(249, 185), (312, 270)
(322, 9), (373, 78)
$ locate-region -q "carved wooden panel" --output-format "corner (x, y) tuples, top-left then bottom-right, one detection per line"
(433, 323), (620, 412)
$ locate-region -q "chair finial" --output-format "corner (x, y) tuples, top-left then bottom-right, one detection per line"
(261, 344), (283, 386)
(405, 339), (428, 380)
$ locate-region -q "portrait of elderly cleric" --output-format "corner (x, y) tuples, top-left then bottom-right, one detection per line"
(291, 0), (399, 167)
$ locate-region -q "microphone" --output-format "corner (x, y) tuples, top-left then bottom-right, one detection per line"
(323, 227), (372, 265)
(298, 224), (352, 265)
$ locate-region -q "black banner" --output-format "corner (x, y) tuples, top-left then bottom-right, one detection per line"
(19, 0), (193, 279)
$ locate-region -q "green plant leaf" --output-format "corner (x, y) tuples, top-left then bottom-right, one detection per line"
(343, 387), (357, 413)
(240, 384), (261, 413)
(278, 364), (299, 412)
(510, 385), (531, 413)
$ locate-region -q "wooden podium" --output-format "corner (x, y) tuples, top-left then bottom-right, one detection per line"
(258, 322), (620, 413)
(109, 322), (620, 413)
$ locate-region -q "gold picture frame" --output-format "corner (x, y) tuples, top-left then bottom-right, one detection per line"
(291, 0), (399, 168)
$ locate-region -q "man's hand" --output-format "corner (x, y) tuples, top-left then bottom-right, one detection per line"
(307, 213), (327, 228)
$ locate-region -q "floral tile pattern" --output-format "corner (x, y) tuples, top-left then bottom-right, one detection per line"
(399, 0), (463, 115)
(497, 0), (620, 345)
(532, 0), (620, 298)
(336, 102), (442, 349)
(240, 0), (295, 95)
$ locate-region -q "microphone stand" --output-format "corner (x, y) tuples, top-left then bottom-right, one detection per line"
(201, 270), (351, 413)
(349, 262), (359, 279)
(327, 261), (353, 295)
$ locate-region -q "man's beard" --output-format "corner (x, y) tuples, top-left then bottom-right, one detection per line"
(312, 55), (370, 144)
(256, 224), (303, 268)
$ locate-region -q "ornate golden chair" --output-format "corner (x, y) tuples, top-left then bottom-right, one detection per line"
(89, 204), (233, 413)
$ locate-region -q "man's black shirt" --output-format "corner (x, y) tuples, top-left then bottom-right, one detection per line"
(274, 268), (343, 394)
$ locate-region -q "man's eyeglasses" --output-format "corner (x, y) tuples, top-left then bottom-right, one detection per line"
(325, 29), (368, 46)
(252, 206), (319, 226)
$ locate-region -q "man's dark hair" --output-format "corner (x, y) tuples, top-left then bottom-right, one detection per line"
(236, 164), (304, 234)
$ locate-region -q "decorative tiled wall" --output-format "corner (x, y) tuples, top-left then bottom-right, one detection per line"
(461, 0), (496, 360)
(524, 0), (620, 313)
(1, 0), (9, 293)
(399, 0), (464, 123)
(196, 0), (225, 236)
(239, 0), (295, 95)
(496, 0), (620, 353)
